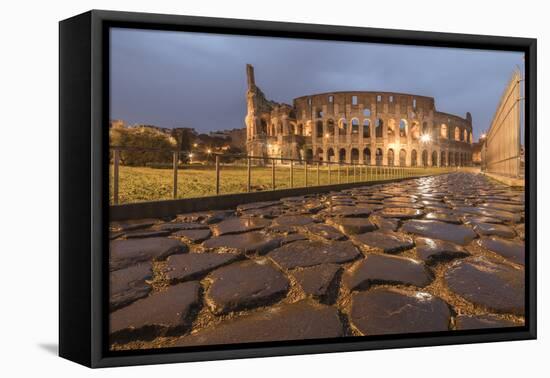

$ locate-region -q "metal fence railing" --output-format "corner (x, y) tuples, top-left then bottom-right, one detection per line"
(110, 146), (457, 205)
(483, 69), (524, 178)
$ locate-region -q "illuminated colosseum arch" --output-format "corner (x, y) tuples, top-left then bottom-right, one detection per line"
(411, 150), (418, 166)
(297, 123), (303, 135)
(431, 151), (438, 167)
(351, 118), (359, 134)
(316, 120), (323, 137)
(363, 148), (371, 165)
(440, 124), (448, 139)
(338, 118), (348, 136)
(278, 122), (283, 135)
(399, 119), (407, 137)
(351, 148), (359, 163)
(363, 119), (371, 138)
(375, 148), (383, 166)
(422, 121), (428, 134)
(454, 127), (460, 141)
(339, 148), (346, 163)
(387, 149), (395, 166)
(316, 147), (324, 161)
(305, 148), (313, 162)
(399, 149), (407, 166)
(455, 151), (460, 166)
(375, 118), (383, 138)
(410, 122), (420, 140)
(327, 148), (335, 162)
(422, 150), (428, 167)
(463, 129), (468, 142)
(327, 119), (335, 136)
(440, 151), (446, 166)
(388, 119), (396, 137)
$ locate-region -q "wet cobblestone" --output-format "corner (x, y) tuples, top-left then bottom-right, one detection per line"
(109, 173), (525, 350)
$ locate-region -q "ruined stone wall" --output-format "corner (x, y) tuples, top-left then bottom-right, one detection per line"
(246, 65), (473, 166)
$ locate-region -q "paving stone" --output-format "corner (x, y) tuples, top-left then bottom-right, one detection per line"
(124, 229), (171, 239)
(110, 218), (161, 232)
(205, 259), (289, 314)
(472, 223), (516, 239)
(163, 253), (241, 283)
(415, 237), (469, 265)
(325, 217), (377, 236)
(515, 224), (525, 240)
(268, 240), (361, 269)
(445, 257), (525, 315)
(237, 201), (282, 212)
(378, 207), (423, 219)
(351, 231), (414, 253)
(453, 207), (521, 223)
(479, 202), (524, 213)
(302, 223), (346, 241)
(402, 220), (477, 246)
(173, 300), (343, 346)
(424, 212), (462, 224)
(461, 216), (504, 225)
(110, 281), (201, 341)
(343, 254), (432, 291)
(110, 263), (153, 311)
(110, 237), (188, 271)
(273, 214), (317, 227)
(326, 205), (376, 218)
(350, 289), (450, 335)
(455, 314), (518, 330)
(173, 228), (212, 243)
(369, 214), (399, 232)
(478, 237), (525, 265)
(211, 217), (271, 236)
(153, 222), (209, 232)
(202, 231), (281, 255)
(177, 210), (234, 224)
(291, 264), (341, 300)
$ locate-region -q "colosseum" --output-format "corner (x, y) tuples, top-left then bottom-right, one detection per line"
(245, 64), (473, 167)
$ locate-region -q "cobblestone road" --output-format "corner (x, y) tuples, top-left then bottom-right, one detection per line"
(109, 172), (525, 350)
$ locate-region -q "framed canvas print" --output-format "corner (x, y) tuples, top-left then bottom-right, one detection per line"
(59, 10), (537, 368)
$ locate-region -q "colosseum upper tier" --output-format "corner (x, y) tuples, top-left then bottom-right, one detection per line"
(245, 64), (473, 167)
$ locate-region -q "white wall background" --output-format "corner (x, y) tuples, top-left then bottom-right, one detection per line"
(0, 0), (546, 375)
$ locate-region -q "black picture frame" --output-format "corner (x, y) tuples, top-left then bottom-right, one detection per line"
(59, 9), (537, 368)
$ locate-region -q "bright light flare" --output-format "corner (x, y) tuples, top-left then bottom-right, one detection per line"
(420, 134), (432, 143)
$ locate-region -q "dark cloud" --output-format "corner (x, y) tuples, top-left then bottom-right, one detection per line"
(110, 28), (523, 140)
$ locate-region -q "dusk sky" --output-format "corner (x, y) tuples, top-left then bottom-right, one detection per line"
(110, 27), (524, 140)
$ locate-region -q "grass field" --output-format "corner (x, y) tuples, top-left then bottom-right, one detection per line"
(109, 164), (455, 205)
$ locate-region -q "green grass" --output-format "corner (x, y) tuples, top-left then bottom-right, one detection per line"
(109, 164), (455, 205)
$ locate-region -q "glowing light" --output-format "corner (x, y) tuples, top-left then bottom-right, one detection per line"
(188, 153), (193, 158)
(420, 134), (432, 143)
(193, 143), (198, 147)
(480, 133), (487, 139)
(207, 149), (212, 154)
(325, 133), (330, 138)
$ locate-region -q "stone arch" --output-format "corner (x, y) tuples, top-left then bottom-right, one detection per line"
(363, 119), (371, 138)
(399, 119), (407, 137)
(410, 121), (420, 140)
(399, 149), (407, 166)
(455, 151), (460, 166)
(305, 121), (312, 137)
(375, 118), (383, 138)
(440, 151), (446, 166)
(339, 148), (346, 163)
(431, 151), (438, 167)
(454, 126), (460, 141)
(363, 148), (371, 165)
(297, 123), (303, 135)
(463, 129), (468, 142)
(441, 124), (448, 139)
(260, 119), (267, 134)
(387, 149), (395, 166)
(316, 120), (323, 137)
(411, 149), (418, 167)
(388, 118), (396, 137)
(351, 118), (360, 134)
(449, 151), (454, 166)
(375, 148), (383, 166)
(351, 148), (359, 163)
(422, 150), (428, 167)
(278, 122), (283, 135)
(327, 148), (335, 163)
(327, 119), (335, 136)
(316, 147), (324, 161)
(305, 148), (313, 163)
(422, 121), (428, 134)
(363, 108), (371, 117)
(338, 118), (348, 136)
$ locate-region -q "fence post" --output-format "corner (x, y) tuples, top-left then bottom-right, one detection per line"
(247, 156), (251, 193)
(215, 155), (220, 195)
(271, 159), (275, 190)
(113, 149), (120, 205)
(290, 160), (294, 188)
(316, 162), (320, 186)
(346, 165), (349, 183)
(304, 161), (308, 187)
(338, 164), (341, 184)
(328, 163), (331, 184)
(173, 151), (178, 199)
